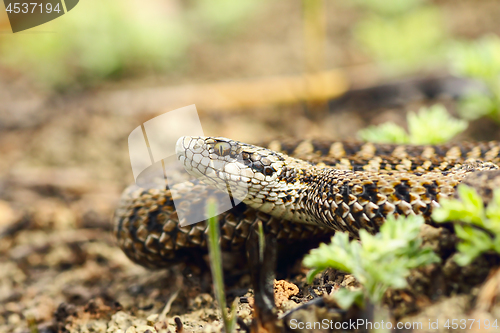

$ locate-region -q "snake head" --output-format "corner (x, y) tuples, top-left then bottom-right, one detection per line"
(175, 136), (287, 202)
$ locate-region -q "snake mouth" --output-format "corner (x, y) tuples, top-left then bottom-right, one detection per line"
(175, 136), (189, 160)
(175, 136), (204, 159)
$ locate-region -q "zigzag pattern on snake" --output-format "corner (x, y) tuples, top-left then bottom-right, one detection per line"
(114, 138), (500, 269)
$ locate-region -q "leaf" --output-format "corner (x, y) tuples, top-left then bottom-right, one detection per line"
(450, 35), (500, 122)
(306, 268), (325, 284)
(303, 232), (358, 273)
(354, 7), (446, 74)
(407, 105), (468, 145)
(433, 185), (485, 225)
(348, 0), (424, 15)
(303, 214), (440, 306)
(434, 186), (500, 266)
(334, 288), (365, 309)
(454, 252), (476, 267)
(454, 225), (493, 266)
(458, 185), (485, 215)
(458, 93), (498, 121)
(492, 236), (500, 254)
(450, 35), (500, 82)
(486, 190), (500, 232)
(358, 104), (467, 145)
(358, 122), (409, 144)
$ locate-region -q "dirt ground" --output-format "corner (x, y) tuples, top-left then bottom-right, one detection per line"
(1, 76), (500, 333)
(2, 1), (500, 333)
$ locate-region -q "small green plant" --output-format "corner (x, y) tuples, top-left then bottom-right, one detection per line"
(433, 185), (500, 266)
(0, 0), (266, 89)
(449, 35), (500, 122)
(191, 0), (265, 38)
(354, 7), (446, 74)
(303, 215), (440, 308)
(358, 104), (468, 144)
(346, 0), (447, 75)
(358, 122), (410, 145)
(0, 0), (190, 88)
(348, 0), (424, 15)
(206, 198), (238, 332)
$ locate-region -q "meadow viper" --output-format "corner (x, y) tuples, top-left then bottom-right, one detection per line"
(114, 137), (500, 268)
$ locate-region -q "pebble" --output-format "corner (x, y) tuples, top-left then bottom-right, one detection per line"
(146, 313), (158, 326)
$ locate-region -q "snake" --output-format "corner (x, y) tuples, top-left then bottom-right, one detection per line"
(114, 137), (500, 269)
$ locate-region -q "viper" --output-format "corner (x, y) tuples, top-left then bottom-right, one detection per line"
(114, 137), (500, 268)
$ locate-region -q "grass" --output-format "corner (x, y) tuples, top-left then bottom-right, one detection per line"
(206, 198), (238, 332)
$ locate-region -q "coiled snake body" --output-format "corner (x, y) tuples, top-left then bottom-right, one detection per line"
(114, 137), (500, 268)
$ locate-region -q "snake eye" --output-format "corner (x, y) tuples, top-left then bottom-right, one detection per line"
(214, 141), (231, 156)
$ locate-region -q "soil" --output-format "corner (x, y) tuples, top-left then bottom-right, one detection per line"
(2, 1), (500, 332)
(2, 76), (500, 333)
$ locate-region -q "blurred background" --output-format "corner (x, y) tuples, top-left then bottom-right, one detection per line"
(1, 0), (500, 332)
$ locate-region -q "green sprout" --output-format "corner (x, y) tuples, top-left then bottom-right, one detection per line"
(191, 0), (265, 38)
(0, 0), (190, 89)
(449, 35), (500, 122)
(347, 0), (425, 16)
(303, 215), (440, 308)
(358, 122), (410, 145)
(433, 185), (500, 266)
(354, 7), (446, 74)
(0, 0), (266, 89)
(347, 0), (447, 75)
(358, 104), (468, 144)
(206, 198), (238, 333)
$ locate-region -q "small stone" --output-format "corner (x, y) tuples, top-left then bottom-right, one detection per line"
(0, 200), (17, 227)
(125, 327), (136, 333)
(7, 313), (20, 325)
(136, 325), (156, 333)
(274, 279), (299, 308)
(146, 313), (158, 325)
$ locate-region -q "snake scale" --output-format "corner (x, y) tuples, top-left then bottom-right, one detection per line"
(114, 137), (500, 269)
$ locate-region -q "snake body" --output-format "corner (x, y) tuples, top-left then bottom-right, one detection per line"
(114, 138), (500, 268)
